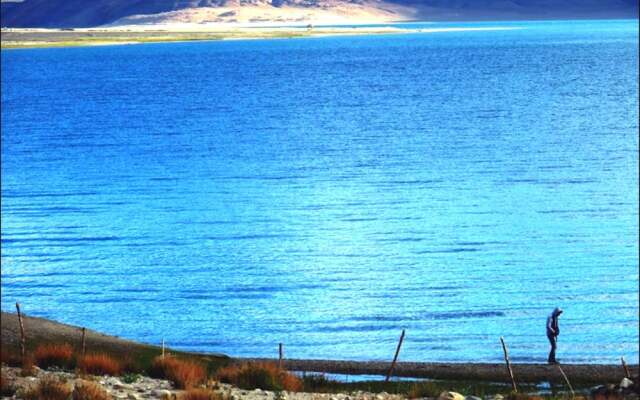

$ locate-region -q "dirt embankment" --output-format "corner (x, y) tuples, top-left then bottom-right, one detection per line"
(0, 311), (228, 368)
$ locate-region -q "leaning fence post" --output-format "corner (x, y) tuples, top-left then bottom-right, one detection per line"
(500, 336), (517, 392)
(385, 329), (405, 382)
(621, 357), (631, 379)
(278, 343), (284, 369)
(81, 327), (86, 356)
(557, 364), (575, 399)
(15, 302), (26, 361)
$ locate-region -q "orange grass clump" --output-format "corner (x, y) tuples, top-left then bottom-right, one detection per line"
(20, 376), (72, 400)
(216, 362), (302, 392)
(34, 343), (74, 369)
(150, 356), (207, 389)
(78, 353), (122, 376)
(179, 388), (226, 400)
(72, 380), (111, 400)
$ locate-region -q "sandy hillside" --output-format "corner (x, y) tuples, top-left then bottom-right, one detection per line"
(107, 1), (417, 27)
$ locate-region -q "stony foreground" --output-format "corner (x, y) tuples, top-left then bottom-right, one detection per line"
(3, 366), (640, 400)
(2, 366), (406, 400)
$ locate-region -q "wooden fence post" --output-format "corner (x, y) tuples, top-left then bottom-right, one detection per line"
(81, 327), (86, 356)
(385, 329), (405, 382)
(621, 357), (631, 379)
(162, 339), (165, 359)
(279, 343), (284, 369)
(500, 336), (517, 392)
(15, 303), (26, 361)
(557, 364), (575, 399)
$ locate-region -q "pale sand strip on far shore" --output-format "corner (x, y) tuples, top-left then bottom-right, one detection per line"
(0, 24), (522, 49)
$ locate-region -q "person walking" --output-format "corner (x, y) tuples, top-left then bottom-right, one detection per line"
(546, 307), (563, 364)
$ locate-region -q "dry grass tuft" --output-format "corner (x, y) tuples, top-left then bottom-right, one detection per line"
(150, 355), (207, 389)
(20, 376), (72, 400)
(506, 392), (531, 400)
(179, 388), (227, 400)
(72, 380), (111, 400)
(78, 353), (122, 376)
(408, 382), (441, 399)
(34, 343), (74, 369)
(0, 347), (23, 367)
(216, 362), (302, 392)
(121, 355), (144, 374)
(20, 355), (37, 377)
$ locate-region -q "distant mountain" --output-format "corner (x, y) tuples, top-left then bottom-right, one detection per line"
(1, 0), (638, 28)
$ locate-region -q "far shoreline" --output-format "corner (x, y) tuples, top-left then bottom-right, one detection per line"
(0, 25), (525, 50)
(3, 18), (636, 50)
(0, 25), (422, 49)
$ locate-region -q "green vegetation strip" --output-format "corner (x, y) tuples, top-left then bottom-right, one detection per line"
(0, 29), (407, 49)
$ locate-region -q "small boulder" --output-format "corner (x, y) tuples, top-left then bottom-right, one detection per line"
(620, 378), (633, 389)
(152, 389), (172, 398)
(439, 391), (466, 400)
(115, 382), (133, 390)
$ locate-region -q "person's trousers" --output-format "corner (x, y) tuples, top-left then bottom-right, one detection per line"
(547, 334), (557, 363)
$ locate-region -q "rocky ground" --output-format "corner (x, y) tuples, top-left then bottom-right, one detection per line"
(2, 366), (639, 400)
(2, 366), (175, 399)
(2, 365), (405, 400)
(0, 366), (492, 400)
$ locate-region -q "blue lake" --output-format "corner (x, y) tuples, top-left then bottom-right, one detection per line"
(1, 19), (638, 364)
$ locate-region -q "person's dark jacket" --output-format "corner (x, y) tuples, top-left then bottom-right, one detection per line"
(546, 307), (562, 337)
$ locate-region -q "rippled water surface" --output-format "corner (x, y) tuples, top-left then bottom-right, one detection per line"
(2, 20), (638, 363)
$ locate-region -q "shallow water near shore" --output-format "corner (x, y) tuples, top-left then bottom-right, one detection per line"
(1, 19), (638, 364)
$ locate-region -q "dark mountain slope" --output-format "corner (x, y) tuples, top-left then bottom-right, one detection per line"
(387, 0), (638, 20)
